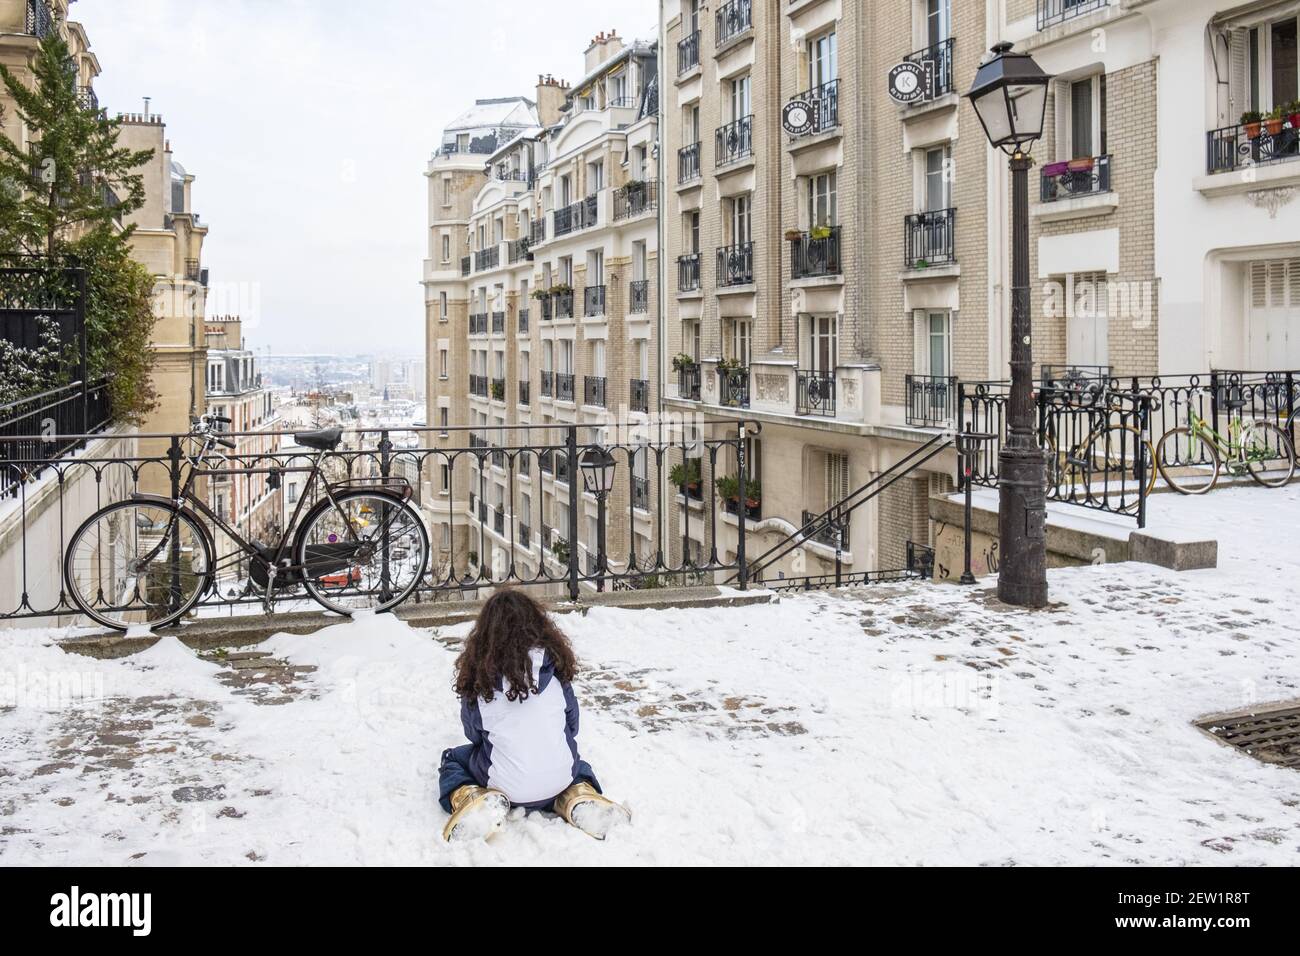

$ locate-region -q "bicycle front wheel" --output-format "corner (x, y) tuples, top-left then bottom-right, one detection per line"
(64, 500), (212, 631)
(296, 490), (429, 615)
(1088, 425), (1157, 511)
(1156, 427), (1219, 495)
(1241, 421), (1296, 488)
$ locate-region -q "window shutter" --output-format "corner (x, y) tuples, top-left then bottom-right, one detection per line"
(1228, 28), (1249, 125)
(913, 309), (928, 372)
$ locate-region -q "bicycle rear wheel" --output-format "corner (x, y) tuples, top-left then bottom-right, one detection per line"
(64, 500), (212, 631)
(296, 490), (429, 615)
(1155, 427), (1219, 495)
(1086, 425), (1156, 512)
(1241, 421), (1296, 488)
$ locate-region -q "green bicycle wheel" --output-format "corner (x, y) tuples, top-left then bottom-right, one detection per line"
(1156, 426), (1219, 495)
(1240, 421), (1296, 488)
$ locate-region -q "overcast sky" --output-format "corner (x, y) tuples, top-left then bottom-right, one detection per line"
(77, 0), (658, 357)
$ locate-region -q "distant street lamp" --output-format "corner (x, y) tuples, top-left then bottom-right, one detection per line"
(967, 41), (1052, 608)
(579, 445), (616, 591)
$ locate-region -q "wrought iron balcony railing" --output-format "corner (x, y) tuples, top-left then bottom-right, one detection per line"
(1040, 154), (1112, 201)
(679, 364), (701, 401)
(553, 290), (574, 319)
(506, 237), (531, 263)
(678, 30), (700, 75)
(460, 255), (471, 276)
(1037, 0), (1108, 30)
(903, 36), (954, 101)
(632, 475), (650, 512)
(715, 115), (753, 166)
(584, 375), (607, 407)
(717, 365), (750, 408)
(540, 370), (553, 397)
(678, 142), (701, 183)
(796, 369), (836, 417)
(75, 85), (98, 112)
(555, 372), (575, 403)
(493, 506), (505, 536)
(491, 311), (505, 334)
(904, 207), (956, 268)
(630, 377), (649, 413)
(790, 226), (842, 279)
(468, 374), (488, 397)
(25, 0), (53, 38)
(475, 247), (499, 271)
(802, 509), (848, 547)
(583, 284), (606, 317)
(490, 377), (505, 401)
(539, 295), (553, 321)
(553, 195), (598, 236)
(613, 181), (657, 220)
(905, 374), (957, 426)
(678, 253), (701, 292)
(715, 0), (752, 45)
(469, 312), (488, 335)
(184, 259), (201, 281)
(1207, 119), (1300, 175)
(517, 308), (529, 334)
(519, 381), (530, 405)
(530, 218), (546, 244)
(716, 241), (754, 286)
(790, 78), (839, 136)
(519, 522), (531, 548)
(629, 279), (649, 314)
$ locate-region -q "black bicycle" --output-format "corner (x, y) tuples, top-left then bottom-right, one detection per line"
(63, 414), (429, 630)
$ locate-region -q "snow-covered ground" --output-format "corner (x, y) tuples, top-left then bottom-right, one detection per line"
(2, 484), (1298, 865)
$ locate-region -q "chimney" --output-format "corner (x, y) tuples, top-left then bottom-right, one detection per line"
(535, 73), (569, 127)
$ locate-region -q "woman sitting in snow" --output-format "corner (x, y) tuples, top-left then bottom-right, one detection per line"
(438, 588), (630, 842)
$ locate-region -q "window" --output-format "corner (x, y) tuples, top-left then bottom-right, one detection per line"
(633, 145), (647, 179)
(559, 339), (573, 374)
(807, 315), (837, 372)
(559, 174), (572, 206)
(914, 310), (951, 377)
(592, 340), (606, 377)
(926, 0), (951, 47)
(1063, 272), (1109, 367)
(439, 349), (448, 378)
(635, 339), (649, 378)
(440, 463), (450, 493)
(924, 146), (951, 211)
(807, 172), (837, 227)
(686, 211), (700, 253)
(824, 452), (850, 512)
(731, 319), (752, 366)
(729, 74), (751, 122)
(1245, 17), (1299, 112)
(684, 104), (700, 143)
(439, 291), (447, 321)
(686, 320), (701, 360)
(588, 250), (604, 285)
(808, 31), (837, 87)
(543, 339), (554, 372)
(727, 194), (751, 244)
(1065, 74), (1106, 160)
(439, 408), (448, 432)
(442, 177), (452, 205)
(441, 234), (450, 262)
(588, 160), (604, 193)
(632, 240), (647, 281)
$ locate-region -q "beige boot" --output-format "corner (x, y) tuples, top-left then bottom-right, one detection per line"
(553, 781), (631, 840)
(441, 785), (509, 843)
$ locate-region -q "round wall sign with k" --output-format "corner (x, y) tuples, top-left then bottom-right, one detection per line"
(782, 99), (815, 136)
(887, 61), (929, 104)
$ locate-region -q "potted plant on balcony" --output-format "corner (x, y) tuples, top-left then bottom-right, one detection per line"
(671, 352), (697, 372)
(549, 282), (573, 296)
(490, 380), (505, 401)
(1241, 110), (1264, 139)
(1265, 105), (1286, 136)
(550, 538), (569, 564)
(1287, 100), (1300, 131)
(809, 224), (833, 241)
(784, 227), (803, 242)
(529, 287), (549, 300)
(669, 459), (702, 498)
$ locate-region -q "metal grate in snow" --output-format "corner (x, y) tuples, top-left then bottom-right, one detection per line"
(1196, 702), (1300, 769)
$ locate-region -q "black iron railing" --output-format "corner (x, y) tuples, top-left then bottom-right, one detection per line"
(903, 37), (954, 100)
(715, 0), (752, 44)
(540, 370), (553, 397)
(584, 375), (607, 407)
(490, 377), (505, 401)
(539, 295), (553, 321)
(614, 181), (657, 220)
(185, 259), (201, 281)
(801, 509), (848, 548)
(553, 195), (597, 236)
(679, 364), (701, 400)
(555, 372), (575, 402)
(790, 79), (839, 136)
(517, 309), (529, 334)
(716, 241), (754, 286)
(553, 290), (574, 319)
(75, 85), (98, 112)
(584, 285), (606, 317)
(1040, 154), (1112, 201)
(507, 237), (531, 263)
(1038, 0), (1109, 30)
(790, 226), (841, 279)
(632, 475), (650, 511)
(629, 279), (650, 314)
(475, 247), (499, 271)
(461, 255), (471, 276)
(491, 311), (505, 334)
(468, 374), (488, 397)
(678, 142), (701, 183)
(904, 207), (956, 267)
(678, 30), (700, 74)
(630, 377), (649, 412)
(717, 365), (750, 408)
(25, 0), (53, 38)
(469, 313), (488, 334)
(905, 374), (957, 426)
(1, 379), (113, 498)
(678, 253), (701, 291)
(1207, 118), (1300, 175)
(530, 218), (547, 244)
(797, 370), (836, 417)
(715, 115), (753, 166)
(519, 381), (530, 405)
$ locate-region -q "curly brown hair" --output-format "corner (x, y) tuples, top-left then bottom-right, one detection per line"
(453, 588), (578, 703)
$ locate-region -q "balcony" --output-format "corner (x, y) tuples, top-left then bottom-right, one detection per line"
(539, 295), (553, 321)
(716, 365), (750, 408)
(75, 85), (98, 112)
(715, 115), (753, 167)
(555, 372), (575, 403)
(678, 363), (701, 401)
(469, 312), (488, 334)
(519, 381), (530, 406)
(553, 195), (598, 237)
(716, 241), (754, 287)
(491, 311), (505, 334)
(519, 522), (531, 548)
(678, 142), (701, 184)
(1040, 155), (1112, 201)
(904, 208), (956, 268)
(583, 285), (606, 317)
(629, 279), (650, 314)
(475, 247), (499, 271)
(789, 79), (839, 137)
(184, 259), (201, 281)
(715, 0), (752, 45)
(630, 377), (649, 413)
(632, 475), (650, 512)
(802, 509), (848, 548)
(903, 37), (954, 102)
(614, 181), (657, 220)
(1207, 117), (1300, 176)
(517, 308), (529, 334)
(540, 370), (553, 398)
(530, 218), (547, 244)
(552, 289), (574, 319)
(677, 253), (701, 292)
(25, 0), (53, 38)
(460, 255), (471, 276)
(469, 374), (488, 398)
(677, 30), (700, 75)
(905, 374), (957, 427)
(790, 226), (841, 279)
(506, 237), (531, 263)
(583, 375), (607, 407)
(796, 370), (836, 417)
(493, 506), (505, 537)
(1037, 0), (1109, 30)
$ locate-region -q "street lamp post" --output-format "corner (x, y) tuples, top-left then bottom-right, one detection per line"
(967, 41), (1053, 608)
(579, 445), (616, 592)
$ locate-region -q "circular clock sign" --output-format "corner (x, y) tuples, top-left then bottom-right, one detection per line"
(887, 61), (928, 104)
(782, 99), (815, 136)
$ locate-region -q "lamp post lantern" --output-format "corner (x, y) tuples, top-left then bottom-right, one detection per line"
(579, 445), (616, 592)
(966, 41), (1052, 608)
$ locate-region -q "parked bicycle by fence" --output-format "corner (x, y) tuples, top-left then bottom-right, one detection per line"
(62, 414), (429, 630)
(1040, 381), (1154, 517)
(1154, 394), (1295, 495)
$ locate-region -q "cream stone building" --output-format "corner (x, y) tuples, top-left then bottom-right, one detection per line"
(423, 31), (661, 589)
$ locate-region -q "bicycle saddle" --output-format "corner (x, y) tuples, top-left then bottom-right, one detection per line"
(293, 426), (344, 450)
